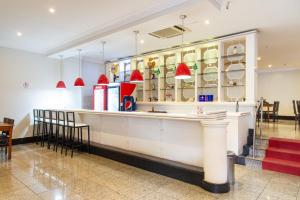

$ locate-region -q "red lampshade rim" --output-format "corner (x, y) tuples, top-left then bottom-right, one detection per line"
(74, 77), (85, 87)
(56, 80), (66, 89)
(130, 69), (143, 83)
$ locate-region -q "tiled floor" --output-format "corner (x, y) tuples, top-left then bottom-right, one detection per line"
(0, 144), (300, 200)
(258, 120), (300, 140)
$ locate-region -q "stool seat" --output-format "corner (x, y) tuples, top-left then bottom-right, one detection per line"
(67, 122), (89, 128)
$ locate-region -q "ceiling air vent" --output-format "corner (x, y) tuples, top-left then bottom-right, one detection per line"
(149, 25), (191, 39)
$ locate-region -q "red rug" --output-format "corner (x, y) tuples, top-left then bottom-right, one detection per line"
(262, 137), (300, 176)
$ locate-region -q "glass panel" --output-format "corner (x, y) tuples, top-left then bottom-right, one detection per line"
(160, 54), (176, 102)
(221, 38), (246, 102)
(197, 45), (219, 102)
(136, 60), (144, 101)
(178, 50), (196, 102)
(144, 57), (159, 102)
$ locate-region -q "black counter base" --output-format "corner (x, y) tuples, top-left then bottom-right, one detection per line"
(202, 180), (230, 193)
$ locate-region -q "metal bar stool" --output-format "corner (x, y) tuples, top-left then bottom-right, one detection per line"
(65, 112), (90, 157)
(47, 110), (58, 149)
(41, 110), (51, 147)
(37, 109), (45, 146)
(55, 111), (66, 154)
(33, 109), (39, 143)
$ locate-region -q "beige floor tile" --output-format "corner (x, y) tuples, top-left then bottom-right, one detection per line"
(1, 143), (300, 200)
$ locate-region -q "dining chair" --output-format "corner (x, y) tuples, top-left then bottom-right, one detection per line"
(0, 118), (14, 155)
(272, 101), (280, 122)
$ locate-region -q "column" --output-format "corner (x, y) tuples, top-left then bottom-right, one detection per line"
(201, 120), (229, 193)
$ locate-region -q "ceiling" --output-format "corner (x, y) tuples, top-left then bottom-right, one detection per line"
(0, 0), (300, 68)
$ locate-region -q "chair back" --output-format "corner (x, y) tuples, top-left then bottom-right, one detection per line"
(38, 109), (45, 121)
(33, 109), (38, 120)
(273, 101), (280, 113)
(44, 110), (51, 122)
(57, 111), (66, 126)
(66, 112), (75, 127)
(50, 110), (58, 124)
(3, 118), (14, 126)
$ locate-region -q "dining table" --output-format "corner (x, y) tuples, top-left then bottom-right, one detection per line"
(0, 122), (13, 159)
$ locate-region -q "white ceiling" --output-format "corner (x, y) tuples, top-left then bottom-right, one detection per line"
(0, 0), (300, 68)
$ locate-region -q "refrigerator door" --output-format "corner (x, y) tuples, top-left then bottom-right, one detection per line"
(107, 86), (120, 111)
(93, 85), (107, 111)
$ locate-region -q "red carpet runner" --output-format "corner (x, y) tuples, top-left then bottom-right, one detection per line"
(262, 137), (300, 176)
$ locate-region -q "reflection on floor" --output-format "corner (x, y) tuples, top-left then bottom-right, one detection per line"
(258, 120), (300, 140)
(0, 144), (300, 200)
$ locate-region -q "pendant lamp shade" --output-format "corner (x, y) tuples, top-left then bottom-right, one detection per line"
(97, 74), (109, 85)
(74, 77), (85, 87)
(175, 15), (191, 80)
(56, 80), (66, 88)
(56, 55), (66, 89)
(175, 63), (191, 79)
(130, 69), (143, 83)
(74, 49), (85, 87)
(130, 31), (143, 83)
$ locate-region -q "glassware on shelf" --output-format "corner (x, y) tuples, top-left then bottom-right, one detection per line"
(226, 44), (245, 61)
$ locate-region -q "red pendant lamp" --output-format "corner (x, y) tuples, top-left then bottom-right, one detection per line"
(97, 41), (110, 85)
(56, 55), (66, 89)
(175, 15), (191, 80)
(130, 30), (143, 83)
(74, 49), (85, 87)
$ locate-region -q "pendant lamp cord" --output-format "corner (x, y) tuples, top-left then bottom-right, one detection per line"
(59, 55), (63, 80)
(180, 15), (186, 63)
(78, 49), (82, 77)
(134, 30), (139, 70)
(102, 41), (106, 74)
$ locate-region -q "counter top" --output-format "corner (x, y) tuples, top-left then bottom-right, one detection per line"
(69, 109), (227, 121)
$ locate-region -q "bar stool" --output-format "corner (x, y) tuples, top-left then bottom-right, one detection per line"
(65, 112), (90, 157)
(47, 110), (58, 149)
(32, 109), (39, 143)
(55, 111), (66, 153)
(41, 110), (51, 147)
(37, 109), (45, 146)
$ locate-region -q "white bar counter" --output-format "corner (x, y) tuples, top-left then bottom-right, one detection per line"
(72, 109), (226, 167)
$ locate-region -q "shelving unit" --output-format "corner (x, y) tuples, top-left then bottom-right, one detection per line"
(106, 31), (257, 104)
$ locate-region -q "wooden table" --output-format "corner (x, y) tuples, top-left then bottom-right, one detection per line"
(0, 122), (13, 159)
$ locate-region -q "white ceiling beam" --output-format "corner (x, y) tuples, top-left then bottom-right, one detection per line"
(46, 0), (201, 57)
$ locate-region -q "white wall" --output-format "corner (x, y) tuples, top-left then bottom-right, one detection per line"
(82, 60), (105, 109)
(0, 47), (81, 138)
(258, 68), (300, 116)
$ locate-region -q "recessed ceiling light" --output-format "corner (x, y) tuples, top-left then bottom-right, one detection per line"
(17, 32), (22, 37)
(257, 57), (261, 61)
(140, 40), (144, 44)
(49, 7), (56, 13)
(204, 20), (210, 25)
(268, 64), (272, 68)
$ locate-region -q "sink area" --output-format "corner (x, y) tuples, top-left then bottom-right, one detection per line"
(147, 110), (167, 113)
